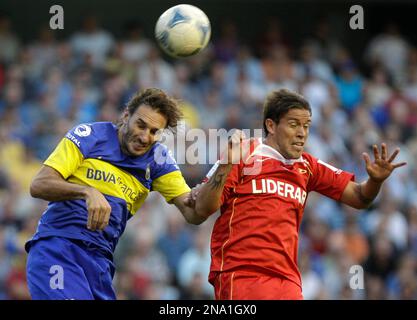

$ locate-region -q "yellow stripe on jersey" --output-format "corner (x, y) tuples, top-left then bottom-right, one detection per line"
(44, 138), (84, 179)
(44, 138), (149, 215)
(152, 170), (191, 203)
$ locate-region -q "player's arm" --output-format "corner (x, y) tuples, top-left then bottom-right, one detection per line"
(194, 130), (246, 217)
(172, 163), (233, 223)
(171, 192), (208, 225)
(31, 165), (93, 201)
(194, 163), (233, 217)
(152, 168), (209, 225)
(30, 136), (112, 231)
(31, 165), (111, 231)
(340, 143), (406, 209)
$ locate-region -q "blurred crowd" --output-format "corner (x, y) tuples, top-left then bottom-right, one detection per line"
(0, 12), (416, 300)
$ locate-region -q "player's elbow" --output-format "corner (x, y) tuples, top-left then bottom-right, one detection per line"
(188, 215), (206, 225)
(30, 176), (48, 199)
(30, 178), (42, 198)
(348, 200), (371, 210)
(195, 205), (217, 222)
(356, 201), (372, 210)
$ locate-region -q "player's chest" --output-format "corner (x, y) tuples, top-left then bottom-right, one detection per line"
(233, 161), (310, 196)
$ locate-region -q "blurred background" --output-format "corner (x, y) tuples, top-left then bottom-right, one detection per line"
(0, 0), (416, 300)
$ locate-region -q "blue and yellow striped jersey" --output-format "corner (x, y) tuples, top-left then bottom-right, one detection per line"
(26, 122), (190, 255)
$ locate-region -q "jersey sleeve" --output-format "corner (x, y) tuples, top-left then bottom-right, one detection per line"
(44, 138), (84, 179)
(44, 123), (97, 179)
(151, 145), (191, 202)
(64, 123), (98, 158)
(152, 171), (191, 203)
(306, 155), (355, 201)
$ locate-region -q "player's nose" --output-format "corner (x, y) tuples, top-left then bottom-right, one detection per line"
(139, 129), (151, 144)
(296, 127), (306, 137)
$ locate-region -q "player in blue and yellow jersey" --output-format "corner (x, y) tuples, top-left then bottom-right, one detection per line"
(26, 88), (206, 300)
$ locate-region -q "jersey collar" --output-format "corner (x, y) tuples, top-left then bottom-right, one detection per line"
(249, 138), (304, 165)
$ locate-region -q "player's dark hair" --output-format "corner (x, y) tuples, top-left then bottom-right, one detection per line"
(263, 89), (311, 136)
(124, 88), (183, 131)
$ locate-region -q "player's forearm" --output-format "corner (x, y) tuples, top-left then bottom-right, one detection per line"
(181, 206), (208, 225)
(354, 179), (383, 209)
(30, 176), (90, 202)
(195, 164), (233, 217)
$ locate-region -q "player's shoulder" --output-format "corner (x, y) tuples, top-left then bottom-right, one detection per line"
(70, 122), (115, 138)
(301, 151), (316, 162)
(149, 142), (180, 176)
(66, 122), (117, 154)
(301, 151), (318, 168)
(151, 142), (171, 162)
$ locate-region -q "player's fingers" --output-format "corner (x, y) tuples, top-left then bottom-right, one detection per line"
(190, 189), (200, 201)
(381, 143), (387, 160)
(97, 208), (106, 230)
(99, 207), (111, 230)
(373, 144), (380, 160)
(362, 152), (371, 168)
(184, 196), (195, 208)
(91, 207), (102, 231)
(392, 162), (407, 169)
(87, 207), (94, 230)
(388, 148), (400, 163)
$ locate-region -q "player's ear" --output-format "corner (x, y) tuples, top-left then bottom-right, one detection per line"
(122, 109), (129, 124)
(265, 118), (276, 135)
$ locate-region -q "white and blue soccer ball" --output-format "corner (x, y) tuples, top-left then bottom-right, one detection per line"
(155, 4), (211, 58)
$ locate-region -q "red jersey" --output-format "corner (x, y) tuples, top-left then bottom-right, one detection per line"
(205, 138), (354, 288)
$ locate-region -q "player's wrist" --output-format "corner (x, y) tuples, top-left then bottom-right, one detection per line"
(81, 186), (94, 200)
(368, 175), (385, 185)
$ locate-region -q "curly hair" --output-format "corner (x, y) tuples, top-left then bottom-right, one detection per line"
(123, 88), (183, 131)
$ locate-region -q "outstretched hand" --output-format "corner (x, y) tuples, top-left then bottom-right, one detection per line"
(362, 143), (406, 183)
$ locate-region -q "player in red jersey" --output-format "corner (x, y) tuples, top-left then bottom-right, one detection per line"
(191, 89), (406, 300)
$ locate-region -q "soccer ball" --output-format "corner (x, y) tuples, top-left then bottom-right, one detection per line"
(155, 4), (211, 58)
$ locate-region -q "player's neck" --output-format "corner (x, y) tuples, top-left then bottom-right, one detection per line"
(264, 136), (282, 155)
(264, 136), (298, 160)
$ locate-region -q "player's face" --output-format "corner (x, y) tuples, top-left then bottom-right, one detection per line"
(119, 105), (167, 157)
(266, 108), (311, 159)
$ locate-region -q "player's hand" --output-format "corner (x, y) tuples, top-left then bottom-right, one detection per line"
(183, 184), (203, 208)
(183, 192), (194, 208)
(221, 129), (247, 165)
(84, 187), (112, 231)
(190, 184), (202, 201)
(362, 143), (407, 183)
